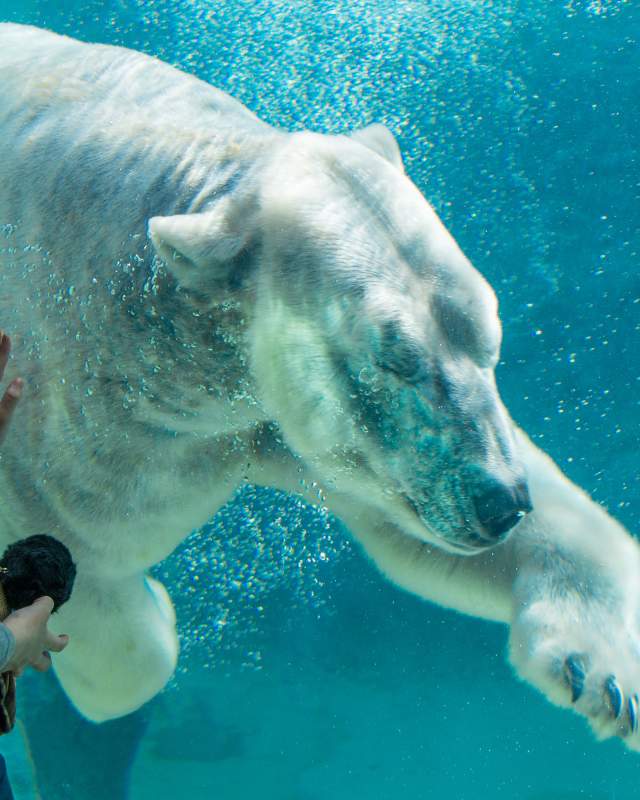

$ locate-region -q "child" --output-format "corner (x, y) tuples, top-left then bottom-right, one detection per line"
(0, 332), (73, 799)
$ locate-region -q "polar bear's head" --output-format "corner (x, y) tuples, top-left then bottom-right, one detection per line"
(149, 127), (532, 554)
(254, 129), (532, 554)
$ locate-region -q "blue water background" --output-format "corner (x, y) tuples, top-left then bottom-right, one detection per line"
(0, 0), (639, 797)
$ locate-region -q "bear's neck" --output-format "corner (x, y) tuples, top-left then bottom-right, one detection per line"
(118, 263), (267, 437)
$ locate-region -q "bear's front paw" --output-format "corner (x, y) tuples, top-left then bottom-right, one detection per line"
(509, 595), (640, 748)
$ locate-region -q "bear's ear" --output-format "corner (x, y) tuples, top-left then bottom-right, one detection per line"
(148, 195), (256, 295)
(350, 124), (404, 172)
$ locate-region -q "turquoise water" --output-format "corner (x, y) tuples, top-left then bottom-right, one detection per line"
(0, 0), (639, 797)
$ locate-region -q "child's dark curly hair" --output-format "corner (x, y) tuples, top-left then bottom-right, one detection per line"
(0, 534), (76, 613)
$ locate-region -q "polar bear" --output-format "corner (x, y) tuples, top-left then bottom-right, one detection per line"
(0, 23), (638, 748)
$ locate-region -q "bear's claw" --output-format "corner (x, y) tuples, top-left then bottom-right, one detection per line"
(564, 654), (587, 702)
(563, 659), (638, 734)
(605, 674), (624, 719)
(628, 695), (638, 734)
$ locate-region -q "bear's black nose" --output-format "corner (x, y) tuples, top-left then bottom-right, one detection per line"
(473, 480), (532, 541)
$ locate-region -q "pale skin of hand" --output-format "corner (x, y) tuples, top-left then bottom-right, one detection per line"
(0, 332), (22, 445)
(0, 331), (70, 676)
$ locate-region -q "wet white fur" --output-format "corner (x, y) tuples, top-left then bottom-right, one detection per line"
(0, 24), (639, 749)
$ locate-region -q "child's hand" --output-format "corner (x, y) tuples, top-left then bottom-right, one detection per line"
(3, 597), (69, 676)
(0, 332), (22, 443)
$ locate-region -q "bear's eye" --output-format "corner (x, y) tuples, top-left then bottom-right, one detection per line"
(431, 293), (497, 365)
(377, 322), (429, 384)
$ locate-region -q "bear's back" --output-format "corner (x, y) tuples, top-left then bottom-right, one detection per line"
(0, 23), (266, 134)
(0, 23), (276, 280)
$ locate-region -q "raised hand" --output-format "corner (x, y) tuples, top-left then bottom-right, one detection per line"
(0, 332), (22, 444)
(2, 597), (69, 676)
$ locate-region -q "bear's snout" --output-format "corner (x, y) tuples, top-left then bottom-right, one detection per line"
(473, 480), (532, 542)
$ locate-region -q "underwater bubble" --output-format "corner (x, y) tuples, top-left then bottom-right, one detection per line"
(154, 484), (352, 672)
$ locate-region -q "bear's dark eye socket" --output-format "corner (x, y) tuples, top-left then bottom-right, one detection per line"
(431, 293), (497, 365)
(377, 322), (429, 384)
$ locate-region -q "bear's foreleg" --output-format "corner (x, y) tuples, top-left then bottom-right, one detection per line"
(334, 430), (640, 750)
(506, 429), (640, 747)
(51, 570), (178, 722)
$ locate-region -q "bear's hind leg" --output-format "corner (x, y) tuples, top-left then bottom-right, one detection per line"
(50, 571), (178, 722)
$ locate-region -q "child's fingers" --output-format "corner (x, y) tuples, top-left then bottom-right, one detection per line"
(46, 633), (69, 653)
(0, 332), (9, 381)
(31, 651), (52, 673)
(0, 378), (22, 441)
